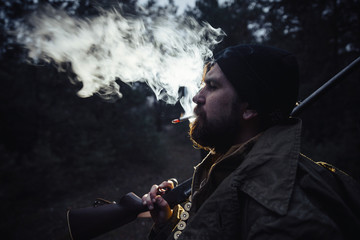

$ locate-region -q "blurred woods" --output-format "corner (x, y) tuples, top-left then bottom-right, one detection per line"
(0, 0), (359, 239)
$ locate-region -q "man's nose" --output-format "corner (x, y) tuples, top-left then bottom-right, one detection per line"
(193, 89), (205, 105)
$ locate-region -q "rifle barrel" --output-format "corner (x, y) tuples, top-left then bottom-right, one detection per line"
(291, 56), (360, 117)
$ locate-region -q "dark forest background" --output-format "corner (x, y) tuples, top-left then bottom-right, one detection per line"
(0, 0), (359, 239)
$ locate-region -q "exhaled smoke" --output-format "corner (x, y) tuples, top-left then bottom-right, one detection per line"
(15, 5), (225, 117)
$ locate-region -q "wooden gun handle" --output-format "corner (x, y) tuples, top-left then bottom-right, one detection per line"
(67, 178), (192, 240)
(67, 192), (146, 240)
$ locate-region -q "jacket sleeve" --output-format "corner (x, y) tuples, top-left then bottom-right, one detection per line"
(148, 204), (184, 240)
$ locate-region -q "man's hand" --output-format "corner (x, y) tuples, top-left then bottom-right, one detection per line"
(142, 180), (175, 226)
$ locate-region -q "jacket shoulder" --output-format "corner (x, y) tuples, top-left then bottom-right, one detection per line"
(298, 153), (360, 202)
(240, 154), (360, 239)
(295, 154), (360, 238)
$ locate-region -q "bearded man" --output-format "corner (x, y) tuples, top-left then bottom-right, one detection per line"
(142, 44), (360, 240)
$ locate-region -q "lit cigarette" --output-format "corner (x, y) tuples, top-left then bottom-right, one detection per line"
(171, 115), (195, 124)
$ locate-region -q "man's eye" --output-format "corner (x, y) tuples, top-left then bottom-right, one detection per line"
(207, 81), (216, 89)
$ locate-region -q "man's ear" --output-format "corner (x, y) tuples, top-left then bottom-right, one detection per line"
(242, 109), (258, 120)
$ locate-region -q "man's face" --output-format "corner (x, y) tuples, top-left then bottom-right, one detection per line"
(189, 63), (245, 152)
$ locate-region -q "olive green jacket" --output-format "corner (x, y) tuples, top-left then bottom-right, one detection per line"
(150, 118), (360, 240)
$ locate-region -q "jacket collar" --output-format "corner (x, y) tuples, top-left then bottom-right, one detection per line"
(232, 118), (301, 215)
(192, 135), (259, 199)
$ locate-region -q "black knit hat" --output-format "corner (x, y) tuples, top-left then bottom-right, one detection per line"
(215, 44), (299, 120)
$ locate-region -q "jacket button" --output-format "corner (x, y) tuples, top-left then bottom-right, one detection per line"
(180, 211), (189, 220)
(177, 220), (186, 230)
(184, 202), (192, 211)
(174, 230), (182, 240)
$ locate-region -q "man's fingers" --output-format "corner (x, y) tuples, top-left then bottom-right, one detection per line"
(141, 193), (148, 203)
(154, 196), (172, 224)
(142, 193), (150, 205)
(155, 195), (169, 208)
(142, 180), (175, 212)
(158, 180), (174, 191)
(141, 192), (155, 210)
(144, 184), (159, 210)
(149, 184), (159, 202)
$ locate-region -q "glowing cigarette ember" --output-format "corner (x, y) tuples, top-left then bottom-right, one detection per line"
(171, 115), (195, 124)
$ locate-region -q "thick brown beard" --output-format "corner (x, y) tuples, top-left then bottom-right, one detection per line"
(189, 114), (212, 151)
(189, 109), (240, 153)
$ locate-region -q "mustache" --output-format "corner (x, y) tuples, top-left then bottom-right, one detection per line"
(193, 105), (204, 117)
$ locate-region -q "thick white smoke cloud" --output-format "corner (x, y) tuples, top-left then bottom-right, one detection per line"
(15, 5), (225, 118)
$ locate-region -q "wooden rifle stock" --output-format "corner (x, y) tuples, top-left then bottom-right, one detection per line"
(67, 178), (192, 240)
